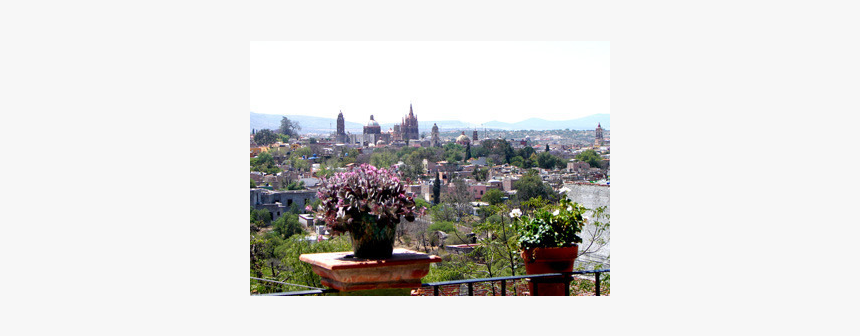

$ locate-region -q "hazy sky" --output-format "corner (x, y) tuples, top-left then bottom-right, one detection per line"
(250, 41), (609, 125)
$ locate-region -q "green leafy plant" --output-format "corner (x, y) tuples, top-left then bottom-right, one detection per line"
(314, 164), (422, 235)
(515, 197), (586, 249)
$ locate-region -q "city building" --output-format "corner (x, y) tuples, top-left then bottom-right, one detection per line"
(456, 131), (471, 145)
(399, 104), (419, 141)
(594, 123), (605, 147)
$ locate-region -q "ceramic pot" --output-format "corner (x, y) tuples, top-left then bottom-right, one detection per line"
(521, 245), (578, 296)
(348, 218), (397, 259)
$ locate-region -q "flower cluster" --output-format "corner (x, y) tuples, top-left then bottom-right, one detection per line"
(515, 197), (586, 249)
(315, 164), (419, 234)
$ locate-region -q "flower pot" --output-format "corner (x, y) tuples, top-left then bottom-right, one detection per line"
(521, 245), (578, 296)
(348, 219), (397, 259)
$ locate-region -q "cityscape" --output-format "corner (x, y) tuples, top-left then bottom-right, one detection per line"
(250, 107), (610, 296)
(250, 41), (609, 296)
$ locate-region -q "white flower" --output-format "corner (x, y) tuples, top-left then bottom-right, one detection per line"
(552, 209), (560, 216)
(509, 209), (522, 218)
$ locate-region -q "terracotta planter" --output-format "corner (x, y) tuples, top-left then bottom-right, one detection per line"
(521, 245), (578, 296)
(348, 218), (397, 259)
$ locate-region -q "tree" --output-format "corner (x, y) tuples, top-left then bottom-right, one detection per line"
(517, 146), (536, 160)
(370, 150), (397, 168)
(250, 151), (280, 174)
(545, 144), (550, 152)
(472, 167), (488, 182)
(472, 204), (525, 294)
(253, 129), (278, 146)
(464, 142), (471, 161)
(510, 156), (525, 168)
(432, 173), (441, 204)
(278, 117), (301, 137)
(272, 213), (304, 239)
(285, 180), (305, 190)
(536, 152), (563, 169)
(514, 170), (557, 203)
(250, 178), (256, 188)
(443, 177), (474, 222)
(481, 188), (505, 205)
(575, 149), (603, 169)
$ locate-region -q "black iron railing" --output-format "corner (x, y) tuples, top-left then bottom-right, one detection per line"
(251, 269), (609, 296)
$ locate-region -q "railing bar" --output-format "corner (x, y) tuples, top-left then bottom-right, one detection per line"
(253, 289), (329, 296)
(253, 270), (609, 296)
(250, 277), (326, 290)
(420, 269), (610, 287)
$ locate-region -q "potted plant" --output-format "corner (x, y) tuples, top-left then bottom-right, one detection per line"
(315, 164), (420, 259)
(514, 197), (587, 296)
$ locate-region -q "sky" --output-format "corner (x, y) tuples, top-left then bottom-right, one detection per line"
(250, 41), (609, 125)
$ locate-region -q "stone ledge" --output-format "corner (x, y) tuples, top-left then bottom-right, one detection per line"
(300, 248), (441, 292)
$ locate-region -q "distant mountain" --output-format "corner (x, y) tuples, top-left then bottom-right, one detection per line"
(483, 114), (609, 130)
(250, 112), (608, 134)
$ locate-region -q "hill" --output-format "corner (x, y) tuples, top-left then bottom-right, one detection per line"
(483, 114), (609, 130)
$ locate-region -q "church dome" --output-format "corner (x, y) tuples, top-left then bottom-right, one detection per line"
(366, 115), (379, 127)
(456, 131), (471, 144)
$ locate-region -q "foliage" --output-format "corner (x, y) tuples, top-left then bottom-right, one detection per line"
(250, 151), (280, 174)
(370, 150), (397, 168)
(428, 221), (456, 234)
(480, 139), (515, 164)
(413, 196), (432, 212)
(253, 129), (278, 146)
(272, 213), (304, 239)
(516, 197), (586, 249)
(432, 174), (441, 204)
(285, 180), (305, 190)
(513, 170), (558, 203)
(509, 156), (525, 168)
(481, 188), (505, 205)
(250, 178), (256, 188)
(278, 116), (301, 137)
(472, 167), (488, 181)
(536, 152), (564, 169)
(314, 164), (419, 235)
(471, 205), (524, 280)
(430, 203), (457, 222)
(422, 254), (479, 283)
(575, 149), (603, 169)
(516, 146), (536, 161)
(250, 208), (272, 225)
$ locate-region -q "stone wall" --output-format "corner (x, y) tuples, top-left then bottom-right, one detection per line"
(564, 182), (610, 269)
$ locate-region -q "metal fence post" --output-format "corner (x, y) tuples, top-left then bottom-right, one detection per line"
(595, 272), (601, 296)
